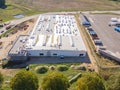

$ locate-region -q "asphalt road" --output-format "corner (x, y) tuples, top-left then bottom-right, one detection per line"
(85, 14), (120, 54)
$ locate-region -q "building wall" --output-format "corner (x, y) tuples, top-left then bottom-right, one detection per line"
(8, 55), (27, 61)
(27, 50), (86, 57)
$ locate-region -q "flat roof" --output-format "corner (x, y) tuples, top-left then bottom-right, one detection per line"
(25, 15), (87, 51)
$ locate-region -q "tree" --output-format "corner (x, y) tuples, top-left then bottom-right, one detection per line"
(42, 72), (70, 90)
(77, 72), (105, 90)
(10, 70), (39, 90)
(0, 72), (4, 89)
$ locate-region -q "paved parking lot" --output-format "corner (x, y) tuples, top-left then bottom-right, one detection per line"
(85, 14), (120, 54)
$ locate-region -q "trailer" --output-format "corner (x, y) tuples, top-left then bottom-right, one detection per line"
(80, 14), (91, 27)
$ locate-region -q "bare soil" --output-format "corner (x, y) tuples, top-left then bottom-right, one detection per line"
(0, 18), (37, 60)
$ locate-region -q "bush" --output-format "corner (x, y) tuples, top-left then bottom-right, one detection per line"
(49, 65), (56, 70)
(42, 72), (70, 90)
(57, 65), (69, 71)
(77, 72), (105, 90)
(75, 65), (86, 71)
(70, 65), (75, 69)
(10, 70), (38, 90)
(35, 66), (48, 74)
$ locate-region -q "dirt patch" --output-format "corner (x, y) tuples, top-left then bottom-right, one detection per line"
(0, 18), (37, 60)
(0, 68), (18, 77)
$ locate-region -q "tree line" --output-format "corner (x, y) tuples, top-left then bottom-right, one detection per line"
(0, 70), (106, 90)
(0, 70), (120, 90)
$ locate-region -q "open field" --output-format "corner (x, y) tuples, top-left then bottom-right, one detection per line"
(0, 0), (120, 22)
(8, 0), (120, 11)
(0, 3), (39, 22)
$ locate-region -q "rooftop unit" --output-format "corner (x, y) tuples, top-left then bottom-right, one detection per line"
(69, 36), (74, 47)
(58, 35), (62, 46)
(42, 35), (47, 46)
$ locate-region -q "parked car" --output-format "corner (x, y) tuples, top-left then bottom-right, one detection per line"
(108, 17), (120, 26)
(89, 30), (96, 35)
(87, 27), (94, 31)
(94, 39), (103, 46)
(116, 22), (120, 27)
(114, 26), (120, 32)
(6, 25), (14, 30)
(108, 21), (117, 26)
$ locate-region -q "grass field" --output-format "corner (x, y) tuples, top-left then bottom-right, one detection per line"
(1, 63), (86, 90)
(8, 0), (120, 11)
(0, 0), (120, 22)
(0, 3), (39, 22)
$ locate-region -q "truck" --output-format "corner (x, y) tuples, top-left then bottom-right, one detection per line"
(80, 14), (91, 27)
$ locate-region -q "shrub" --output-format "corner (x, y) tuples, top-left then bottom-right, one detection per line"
(57, 65), (69, 71)
(35, 66), (48, 74)
(77, 72), (105, 90)
(10, 70), (38, 90)
(42, 72), (70, 90)
(74, 65), (86, 71)
(49, 65), (56, 70)
(70, 65), (75, 69)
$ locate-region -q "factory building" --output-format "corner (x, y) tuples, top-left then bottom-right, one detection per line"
(8, 15), (87, 61)
(25, 15), (87, 57)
